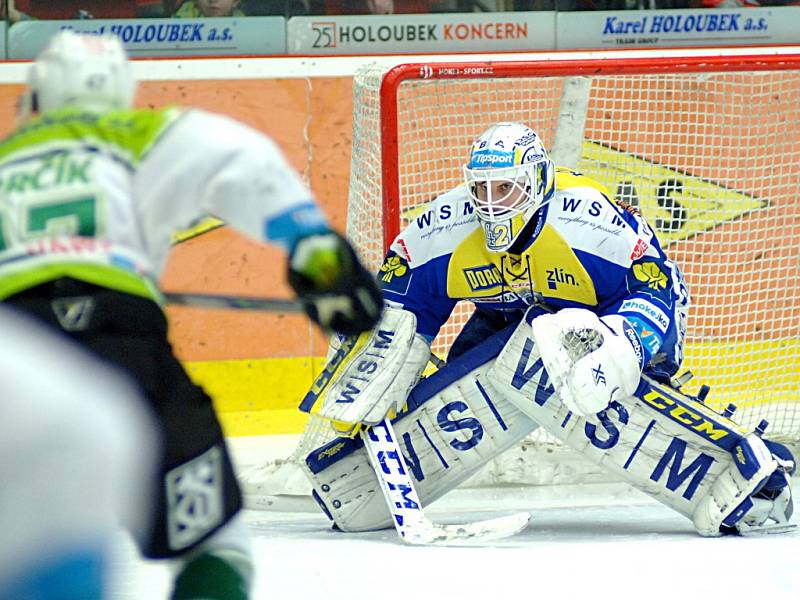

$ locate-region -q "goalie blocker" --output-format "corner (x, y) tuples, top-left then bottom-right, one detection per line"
(304, 308), (795, 536)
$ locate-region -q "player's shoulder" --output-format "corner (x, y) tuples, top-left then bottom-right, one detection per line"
(553, 166), (612, 196)
(548, 168), (619, 226)
(0, 107), (183, 165)
(545, 166), (657, 266)
(390, 184), (480, 267)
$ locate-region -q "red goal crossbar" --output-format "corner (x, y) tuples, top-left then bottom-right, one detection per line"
(376, 52), (800, 253)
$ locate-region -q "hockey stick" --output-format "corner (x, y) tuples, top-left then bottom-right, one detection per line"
(362, 418), (531, 546)
(163, 292), (303, 313)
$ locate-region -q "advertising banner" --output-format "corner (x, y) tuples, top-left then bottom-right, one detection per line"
(288, 12), (556, 55)
(557, 7), (800, 49)
(8, 16), (287, 59)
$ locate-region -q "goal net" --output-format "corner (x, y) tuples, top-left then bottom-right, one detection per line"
(246, 49), (800, 498)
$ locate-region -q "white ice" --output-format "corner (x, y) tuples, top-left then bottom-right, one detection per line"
(110, 438), (800, 600)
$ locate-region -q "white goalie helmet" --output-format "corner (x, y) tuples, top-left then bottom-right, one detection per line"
(464, 122), (555, 252)
(20, 31), (136, 119)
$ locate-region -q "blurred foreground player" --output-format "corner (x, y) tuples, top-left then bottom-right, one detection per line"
(0, 31), (382, 599)
(0, 306), (157, 600)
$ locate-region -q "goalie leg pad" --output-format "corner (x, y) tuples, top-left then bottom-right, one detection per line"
(489, 314), (794, 536)
(303, 324), (539, 532)
(692, 434), (781, 536)
(299, 307), (430, 427)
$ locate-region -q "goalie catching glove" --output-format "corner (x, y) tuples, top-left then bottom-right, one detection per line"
(531, 308), (643, 416)
(288, 231), (383, 336)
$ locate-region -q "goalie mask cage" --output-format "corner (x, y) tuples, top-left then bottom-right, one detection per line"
(248, 49), (800, 498)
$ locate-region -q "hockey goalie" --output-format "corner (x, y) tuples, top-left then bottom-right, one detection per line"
(300, 122), (795, 536)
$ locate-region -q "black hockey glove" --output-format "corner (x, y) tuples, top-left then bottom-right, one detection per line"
(288, 231), (383, 336)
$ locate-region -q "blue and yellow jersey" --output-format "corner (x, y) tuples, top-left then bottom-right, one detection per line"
(378, 167), (689, 379)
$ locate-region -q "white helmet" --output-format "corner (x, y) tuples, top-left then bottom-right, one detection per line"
(464, 122), (555, 252)
(21, 31), (136, 118)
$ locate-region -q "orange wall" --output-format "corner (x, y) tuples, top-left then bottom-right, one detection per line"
(142, 78), (356, 362)
(0, 77), (356, 362)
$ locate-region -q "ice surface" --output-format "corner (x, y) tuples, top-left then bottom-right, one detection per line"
(110, 482), (800, 600)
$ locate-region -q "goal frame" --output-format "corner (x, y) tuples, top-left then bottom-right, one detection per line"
(245, 49), (800, 501)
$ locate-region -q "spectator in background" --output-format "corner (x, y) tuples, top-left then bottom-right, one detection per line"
(240, 0), (309, 14)
(365, 0), (393, 12)
(0, 0), (31, 21)
(173, 0), (246, 15)
(11, 0), (165, 18)
(310, 0), (433, 13)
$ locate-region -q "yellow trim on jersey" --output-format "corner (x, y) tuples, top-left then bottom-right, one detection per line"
(554, 165), (613, 197)
(0, 263), (161, 302)
(446, 222), (598, 305)
(172, 217), (225, 244)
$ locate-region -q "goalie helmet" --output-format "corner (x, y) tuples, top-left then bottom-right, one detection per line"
(20, 31), (136, 119)
(463, 122), (555, 252)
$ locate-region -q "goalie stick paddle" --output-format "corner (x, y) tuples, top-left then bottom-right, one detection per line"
(163, 292), (303, 313)
(362, 418), (531, 546)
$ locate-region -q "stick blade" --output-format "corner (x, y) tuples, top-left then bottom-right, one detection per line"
(738, 522), (797, 537)
(405, 512), (531, 546)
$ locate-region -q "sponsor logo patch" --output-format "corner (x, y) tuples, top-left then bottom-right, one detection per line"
(620, 298), (670, 333)
(463, 264), (503, 291)
(545, 267), (578, 290)
(166, 446), (224, 551)
(51, 296), (95, 331)
(642, 389), (731, 443)
(620, 318), (645, 369)
(630, 238), (649, 261)
(470, 150), (514, 167)
(396, 238), (412, 262)
(592, 365), (607, 386)
(626, 316), (663, 354)
(632, 262), (668, 290)
(379, 253), (411, 295)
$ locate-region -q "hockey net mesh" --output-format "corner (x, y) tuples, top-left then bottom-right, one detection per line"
(264, 55), (800, 494)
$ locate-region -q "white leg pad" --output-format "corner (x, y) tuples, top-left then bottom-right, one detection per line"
(303, 327), (538, 532)
(489, 316), (793, 536)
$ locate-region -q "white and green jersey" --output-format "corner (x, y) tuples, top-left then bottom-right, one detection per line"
(0, 106), (326, 301)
